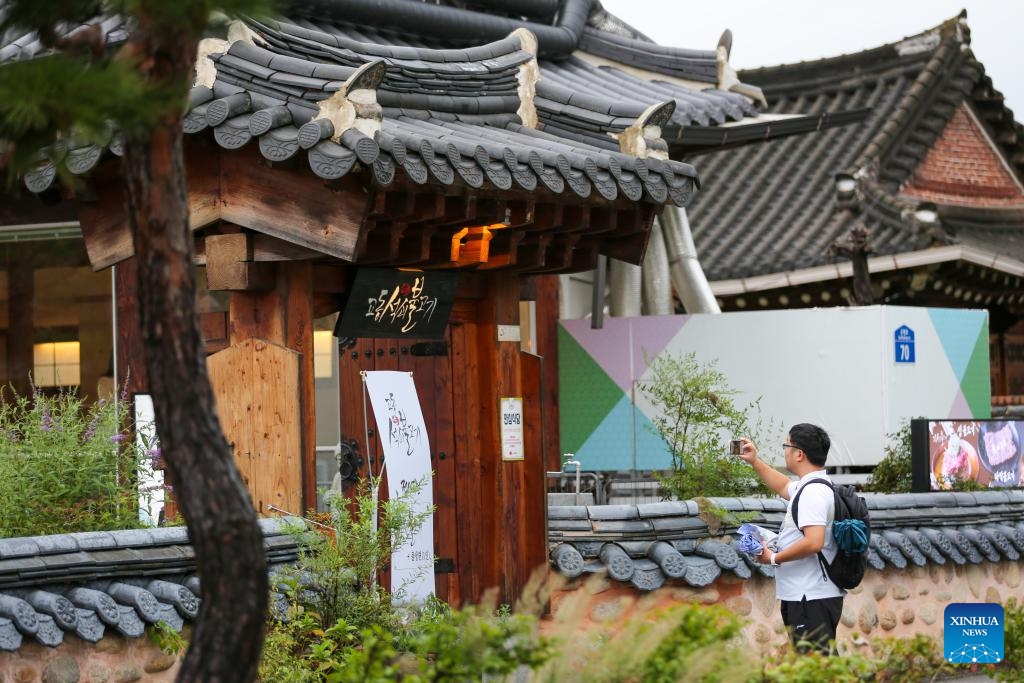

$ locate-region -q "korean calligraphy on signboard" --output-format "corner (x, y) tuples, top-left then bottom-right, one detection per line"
(335, 268), (460, 340)
(363, 371), (435, 603)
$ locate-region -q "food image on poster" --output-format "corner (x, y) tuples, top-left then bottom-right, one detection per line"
(978, 421), (1023, 486)
(926, 420), (1023, 489)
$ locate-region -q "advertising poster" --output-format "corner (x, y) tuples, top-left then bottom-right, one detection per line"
(912, 419), (1024, 491)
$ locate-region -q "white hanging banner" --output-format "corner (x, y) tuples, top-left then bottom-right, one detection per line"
(363, 371), (435, 602)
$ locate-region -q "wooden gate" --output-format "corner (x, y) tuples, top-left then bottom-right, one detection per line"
(337, 299), (547, 606)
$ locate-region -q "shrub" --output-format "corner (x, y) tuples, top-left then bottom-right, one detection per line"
(865, 421), (913, 493)
(0, 385), (154, 537)
(996, 597), (1024, 681)
(534, 591), (755, 683)
(753, 646), (875, 682)
(276, 475), (434, 635)
(637, 352), (776, 503)
(871, 633), (955, 682)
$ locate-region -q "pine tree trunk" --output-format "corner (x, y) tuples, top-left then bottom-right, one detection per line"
(119, 19), (268, 683)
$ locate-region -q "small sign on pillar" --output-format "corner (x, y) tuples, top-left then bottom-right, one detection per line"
(500, 397), (524, 461)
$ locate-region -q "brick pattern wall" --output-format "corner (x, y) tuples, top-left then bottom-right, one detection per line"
(901, 104), (1024, 207)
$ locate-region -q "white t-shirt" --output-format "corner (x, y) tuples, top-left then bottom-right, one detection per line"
(774, 471), (843, 601)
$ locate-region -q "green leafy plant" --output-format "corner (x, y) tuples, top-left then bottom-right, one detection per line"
(870, 633), (955, 682)
(752, 645), (875, 682)
(996, 597), (1024, 681)
(0, 385), (156, 537)
(278, 475), (435, 635)
(533, 598), (754, 683)
(865, 421), (913, 493)
(637, 352), (777, 503)
(147, 621), (187, 657)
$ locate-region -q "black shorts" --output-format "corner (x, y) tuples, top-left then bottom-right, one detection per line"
(780, 596), (844, 655)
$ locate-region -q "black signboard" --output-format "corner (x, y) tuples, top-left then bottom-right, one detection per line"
(911, 418), (1024, 491)
(334, 268), (460, 340)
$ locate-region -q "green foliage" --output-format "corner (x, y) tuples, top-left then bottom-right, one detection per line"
(0, 0), (273, 187)
(278, 476), (435, 634)
(870, 633), (955, 682)
(865, 421), (913, 493)
(996, 597), (1024, 681)
(638, 352), (776, 502)
(259, 594), (552, 682)
(147, 621), (187, 657)
(0, 386), (156, 537)
(753, 646), (876, 682)
(533, 598), (753, 683)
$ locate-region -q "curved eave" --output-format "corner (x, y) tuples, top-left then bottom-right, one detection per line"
(671, 107), (872, 154)
(709, 244), (1024, 297)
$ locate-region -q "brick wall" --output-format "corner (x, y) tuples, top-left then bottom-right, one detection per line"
(901, 104), (1024, 207)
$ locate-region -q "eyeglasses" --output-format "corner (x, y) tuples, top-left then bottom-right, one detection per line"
(782, 443), (801, 451)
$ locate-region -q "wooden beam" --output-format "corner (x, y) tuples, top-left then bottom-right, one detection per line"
(218, 145), (369, 260)
(76, 141), (223, 271)
(205, 233), (276, 291)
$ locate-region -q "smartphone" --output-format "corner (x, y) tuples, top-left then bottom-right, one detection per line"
(729, 439), (742, 455)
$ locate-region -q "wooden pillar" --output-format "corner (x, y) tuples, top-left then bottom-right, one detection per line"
(6, 260), (33, 397)
(534, 274), (562, 473)
(114, 260), (149, 396)
(228, 261), (317, 512)
(478, 271), (545, 604)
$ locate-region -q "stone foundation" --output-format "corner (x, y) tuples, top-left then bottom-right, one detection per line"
(0, 632), (182, 683)
(548, 560), (1021, 654)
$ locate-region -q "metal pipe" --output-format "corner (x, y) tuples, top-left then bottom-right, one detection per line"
(641, 217), (673, 315)
(591, 254), (607, 328)
(563, 457), (582, 506)
(608, 257), (641, 316)
(660, 205), (720, 313)
(288, 0), (590, 58)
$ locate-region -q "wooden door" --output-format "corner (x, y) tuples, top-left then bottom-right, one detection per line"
(336, 298), (548, 607)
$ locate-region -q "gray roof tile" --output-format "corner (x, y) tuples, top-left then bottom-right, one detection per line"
(549, 488), (1024, 589)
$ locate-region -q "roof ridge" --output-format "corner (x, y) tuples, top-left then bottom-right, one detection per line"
(739, 12), (969, 87)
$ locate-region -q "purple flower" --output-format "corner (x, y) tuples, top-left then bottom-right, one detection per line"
(110, 433), (128, 444)
(146, 447), (162, 467)
(39, 406), (52, 432)
(82, 413), (101, 442)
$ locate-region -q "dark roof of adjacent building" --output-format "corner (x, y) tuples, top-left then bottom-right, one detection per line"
(0, 518), (300, 651)
(548, 489), (1024, 591)
(685, 12), (1024, 284)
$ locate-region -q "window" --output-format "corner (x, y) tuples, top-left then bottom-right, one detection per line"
(314, 330), (335, 379)
(33, 341), (81, 387)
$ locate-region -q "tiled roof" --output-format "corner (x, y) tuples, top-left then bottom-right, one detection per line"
(686, 13), (1024, 282)
(0, 519), (300, 651)
(548, 490), (1024, 591)
(5, 8), (702, 209)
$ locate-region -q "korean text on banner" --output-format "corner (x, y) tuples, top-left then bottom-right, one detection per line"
(363, 371), (435, 603)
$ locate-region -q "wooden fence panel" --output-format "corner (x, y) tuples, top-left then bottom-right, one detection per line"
(208, 338), (302, 515)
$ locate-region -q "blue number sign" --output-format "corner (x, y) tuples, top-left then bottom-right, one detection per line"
(894, 325), (915, 363)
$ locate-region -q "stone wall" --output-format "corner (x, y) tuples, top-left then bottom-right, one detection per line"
(0, 633), (181, 683)
(548, 559), (1022, 655)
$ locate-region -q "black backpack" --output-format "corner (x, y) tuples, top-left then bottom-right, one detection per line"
(791, 479), (871, 590)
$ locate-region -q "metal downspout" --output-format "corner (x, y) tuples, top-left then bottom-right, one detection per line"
(608, 258), (642, 317)
(641, 217), (672, 315)
(660, 205), (720, 314)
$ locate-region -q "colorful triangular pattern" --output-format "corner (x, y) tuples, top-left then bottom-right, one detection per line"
(928, 308), (986, 382)
(557, 325), (627, 455)
(574, 393), (671, 471)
